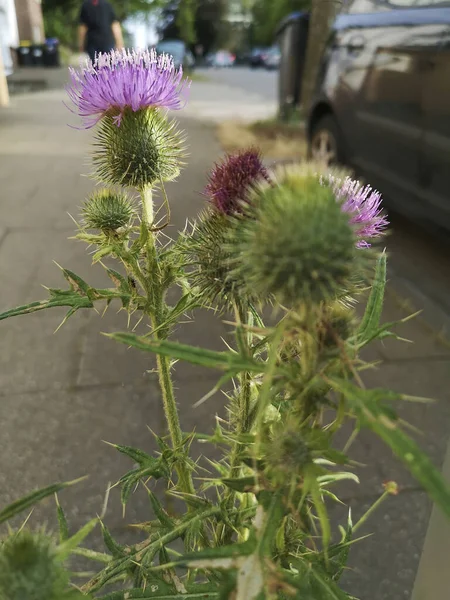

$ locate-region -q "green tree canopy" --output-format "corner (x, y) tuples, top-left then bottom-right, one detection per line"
(251, 0), (310, 47)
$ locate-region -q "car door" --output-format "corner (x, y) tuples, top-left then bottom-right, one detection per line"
(346, 2), (448, 214)
(420, 9), (450, 229)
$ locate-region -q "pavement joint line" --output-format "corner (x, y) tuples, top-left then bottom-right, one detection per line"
(0, 227), (8, 250)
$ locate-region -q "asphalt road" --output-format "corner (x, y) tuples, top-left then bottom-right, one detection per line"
(197, 65), (278, 103)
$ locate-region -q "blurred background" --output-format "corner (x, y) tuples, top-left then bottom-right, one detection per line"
(1, 1), (450, 599)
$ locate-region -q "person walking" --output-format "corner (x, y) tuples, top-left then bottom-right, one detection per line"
(78, 0), (124, 62)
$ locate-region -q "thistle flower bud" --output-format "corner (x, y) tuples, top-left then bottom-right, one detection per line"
(230, 169), (358, 307)
(82, 189), (135, 231)
(0, 530), (72, 600)
(204, 148), (271, 215)
(182, 210), (252, 310)
(93, 108), (186, 190)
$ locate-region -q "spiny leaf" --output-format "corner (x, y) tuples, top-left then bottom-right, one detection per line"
(55, 495), (69, 543)
(357, 252), (386, 344)
(108, 333), (266, 374)
(57, 517), (98, 561)
(0, 477), (86, 524)
(106, 441), (155, 466)
(101, 521), (128, 558)
(148, 490), (175, 529)
(330, 377), (450, 519)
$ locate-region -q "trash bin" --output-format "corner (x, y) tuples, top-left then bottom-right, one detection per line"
(43, 38), (61, 67)
(276, 12), (310, 120)
(31, 44), (45, 66)
(15, 43), (33, 67)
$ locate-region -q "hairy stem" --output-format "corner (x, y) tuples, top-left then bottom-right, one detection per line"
(138, 189), (195, 500)
(219, 301), (253, 544)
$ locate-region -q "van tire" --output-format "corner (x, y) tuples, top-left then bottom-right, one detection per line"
(309, 114), (345, 166)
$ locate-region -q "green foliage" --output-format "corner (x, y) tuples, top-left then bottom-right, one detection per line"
(0, 478), (85, 525)
(251, 0), (311, 47)
(93, 109), (186, 191)
(176, 0), (198, 45)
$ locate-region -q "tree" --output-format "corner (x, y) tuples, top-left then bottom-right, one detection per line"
(251, 0), (310, 47)
(300, 0), (340, 114)
(176, 0), (197, 45)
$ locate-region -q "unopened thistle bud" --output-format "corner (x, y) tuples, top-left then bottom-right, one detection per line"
(0, 530), (72, 600)
(183, 210), (252, 309)
(82, 189), (135, 231)
(230, 168), (358, 307)
(93, 108), (186, 190)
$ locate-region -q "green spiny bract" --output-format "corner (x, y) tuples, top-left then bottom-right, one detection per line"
(82, 189), (135, 231)
(181, 209), (253, 310)
(93, 108), (186, 190)
(0, 530), (74, 600)
(229, 173), (358, 307)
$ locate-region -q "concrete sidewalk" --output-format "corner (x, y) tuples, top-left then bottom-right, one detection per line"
(0, 85), (449, 599)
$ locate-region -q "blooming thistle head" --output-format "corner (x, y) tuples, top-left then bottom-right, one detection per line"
(327, 175), (388, 247)
(67, 48), (189, 128)
(204, 149), (271, 214)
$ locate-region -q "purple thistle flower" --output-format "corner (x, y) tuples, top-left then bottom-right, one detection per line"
(66, 48), (189, 128)
(329, 176), (388, 247)
(205, 149), (271, 215)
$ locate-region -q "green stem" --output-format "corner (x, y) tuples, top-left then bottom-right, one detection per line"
(138, 188), (195, 500)
(219, 301), (253, 544)
(353, 489), (391, 533)
(142, 187), (154, 227)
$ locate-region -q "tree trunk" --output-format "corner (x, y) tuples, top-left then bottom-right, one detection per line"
(301, 0), (340, 116)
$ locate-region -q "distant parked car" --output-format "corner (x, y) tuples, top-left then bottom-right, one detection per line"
(263, 46), (281, 70)
(155, 39), (195, 71)
(208, 50), (235, 68)
(307, 0), (450, 231)
(250, 47), (269, 68)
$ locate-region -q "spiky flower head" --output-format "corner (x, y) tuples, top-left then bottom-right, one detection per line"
(82, 189), (135, 231)
(67, 48), (189, 128)
(326, 175), (388, 247)
(230, 168), (359, 306)
(204, 149), (271, 214)
(93, 109), (186, 190)
(181, 210), (253, 310)
(0, 530), (75, 600)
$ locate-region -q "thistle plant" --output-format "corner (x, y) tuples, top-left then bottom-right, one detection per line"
(1, 48), (450, 600)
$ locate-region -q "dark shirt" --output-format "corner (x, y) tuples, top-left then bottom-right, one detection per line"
(79, 0), (117, 53)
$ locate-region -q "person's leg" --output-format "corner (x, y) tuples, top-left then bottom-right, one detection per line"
(86, 47), (97, 62)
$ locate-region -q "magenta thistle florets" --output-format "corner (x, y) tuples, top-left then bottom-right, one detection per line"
(330, 176), (388, 247)
(205, 149), (271, 215)
(66, 48), (190, 128)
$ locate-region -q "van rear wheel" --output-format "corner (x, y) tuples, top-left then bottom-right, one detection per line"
(309, 115), (344, 166)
